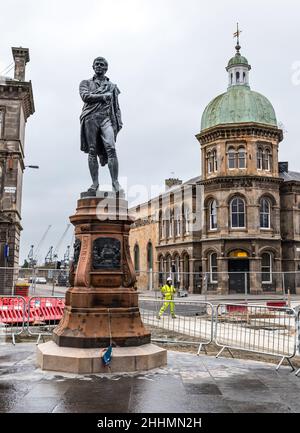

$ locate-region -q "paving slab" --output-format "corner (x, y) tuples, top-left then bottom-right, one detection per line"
(0, 342), (299, 413)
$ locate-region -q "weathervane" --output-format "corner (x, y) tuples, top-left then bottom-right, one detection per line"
(233, 22), (242, 52)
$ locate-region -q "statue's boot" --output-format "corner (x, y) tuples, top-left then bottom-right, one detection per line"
(108, 157), (124, 194)
(88, 152), (99, 193)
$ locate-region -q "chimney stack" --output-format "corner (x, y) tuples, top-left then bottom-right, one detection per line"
(278, 161), (288, 173)
(12, 47), (30, 81)
(165, 178), (182, 191)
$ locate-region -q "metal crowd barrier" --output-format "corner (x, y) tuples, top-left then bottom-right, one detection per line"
(0, 295), (26, 345)
(27, 296), (65, 344)
(214, 303), (297, 371)
(139, 298), (214, 353)
(295, 310), (300, 377)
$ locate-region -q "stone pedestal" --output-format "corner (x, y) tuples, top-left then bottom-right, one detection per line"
(37, 192), (166, 373)
(37, 341), (167, 374)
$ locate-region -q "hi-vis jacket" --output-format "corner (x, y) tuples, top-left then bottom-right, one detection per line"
(161, 284), (176, 300)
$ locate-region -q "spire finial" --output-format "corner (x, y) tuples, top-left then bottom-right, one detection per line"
(233, 22), (242, 53)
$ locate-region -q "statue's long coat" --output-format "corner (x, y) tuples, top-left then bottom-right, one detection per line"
(79, 76), (122, 166)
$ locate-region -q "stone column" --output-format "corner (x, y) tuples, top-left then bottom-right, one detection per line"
(274, 257), (284, 294)
(249, 258), (262, 294)
(179, 258), (184, 289)
(218, 257), (228, 295)
(189, 258), (195, 293)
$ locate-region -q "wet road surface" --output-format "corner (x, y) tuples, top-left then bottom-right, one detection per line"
(0, 343), (299, 413)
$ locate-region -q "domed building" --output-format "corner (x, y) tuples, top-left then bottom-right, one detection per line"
(129, 40), (300, 295)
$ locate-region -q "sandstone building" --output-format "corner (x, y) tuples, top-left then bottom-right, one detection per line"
(129, 41), (300, 295)
(0, 48), (34, 293)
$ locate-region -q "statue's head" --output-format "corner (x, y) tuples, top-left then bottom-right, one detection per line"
(93, 57), (108, 76)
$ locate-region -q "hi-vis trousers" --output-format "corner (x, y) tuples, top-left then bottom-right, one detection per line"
(159, 299), (175, 317)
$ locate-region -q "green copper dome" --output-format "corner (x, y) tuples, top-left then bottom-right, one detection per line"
(227, 53), (249, 67)
(201, 86), (277, 131)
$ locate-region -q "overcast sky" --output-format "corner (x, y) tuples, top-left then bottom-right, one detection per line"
(0, 0), (299, 265)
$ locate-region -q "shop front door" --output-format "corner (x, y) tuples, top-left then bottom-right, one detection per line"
(228, 259), (249, 293)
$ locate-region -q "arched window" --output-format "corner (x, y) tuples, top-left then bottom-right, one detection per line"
(261, 252), (272, 283)
(257, 147), (263, 169)
(134, 244), (140, 273)
(243, 72), (246, 82)
(238, 147), (246, 169)
(230, 197), (245, 228)
(209, 253), (218, 283)
(260, 198), (271, 229)
(236, 71), (240, 83)
(165, 209), (170, 239)
(228, 147), (236, 169)
(207, 151), (213, 173)
(184, 206), (190, 234)
(263, 149), (272, 171)
(209, 200), (217, 230)
(159, 255), (164, 285)
(173, 254), (180, 288)
(213, 149), (217, 171)
(147, 241), (153, 271)
(159, 211), (163, 240)
(183, 253), (190, 289)
(174, 207), (181, 237)
(166, 254), (172, 275)
(231, 73), (233, 84)
(169, 211), (173, 238)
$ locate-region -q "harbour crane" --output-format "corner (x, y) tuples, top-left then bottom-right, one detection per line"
(63, 245), (70, 267)
(32, 225), (52, 266)
(53, 224), (71, 264)
(27, 245), (35, 267)
(45, 246), (54, 264)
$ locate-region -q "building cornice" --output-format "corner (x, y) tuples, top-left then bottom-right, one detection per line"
(0, 80), (35, 120)
(195, 122), (283, 145)
(198, 175), (283, 187)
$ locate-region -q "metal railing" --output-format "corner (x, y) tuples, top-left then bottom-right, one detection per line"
(214, 303), (297, 371)
(135, 270), (300, 300)
(27, 296), (65, 344)
(295, 310), (300, 377)
(0, 266), (70, 297)
(139, 298), (214, 353)
(0, 266), (300, 300)
(0, 295), (26, 344)
(1, 293), (300, 375)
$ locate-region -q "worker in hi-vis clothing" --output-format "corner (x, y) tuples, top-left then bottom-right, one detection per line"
(158, 276), (177, 319)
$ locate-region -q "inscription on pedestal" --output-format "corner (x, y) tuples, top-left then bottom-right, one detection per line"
(93, 237), (121, 269)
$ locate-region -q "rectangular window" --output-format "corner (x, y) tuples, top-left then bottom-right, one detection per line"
(228, 152), (236, 169)
(209, 254), (218, 283)
(238, 150), (246, 168)
(262, 254), (272, 283)
(257, 150), (262, 169)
